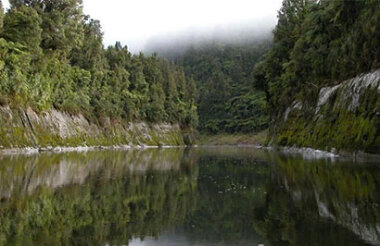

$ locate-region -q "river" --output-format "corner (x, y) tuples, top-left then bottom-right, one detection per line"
(0, 147), (379, 246)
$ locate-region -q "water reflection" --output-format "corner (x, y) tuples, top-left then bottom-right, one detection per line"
(0, 149), (198, 246)
(0, 147), (379, 246)
(0, 149), (197, 198)
(260, 156), (380, 246)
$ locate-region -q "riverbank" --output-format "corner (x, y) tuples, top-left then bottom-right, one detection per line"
(0, 106), (195, 149)
(197, 131), (267, 146)
(262, 145), (380, 162)
(2, 138), (379, 163)
(197, 131), (380, 161)
(0, 144), (188, 155)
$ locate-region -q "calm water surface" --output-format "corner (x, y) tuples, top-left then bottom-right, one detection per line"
(0, 147), (379, 246)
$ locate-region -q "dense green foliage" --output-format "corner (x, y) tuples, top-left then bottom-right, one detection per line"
(179, 42), (270, 133)
(3, 0), (379, 143)
(0, 1), (3, 32)
(251, 0), (380, 151)
(254, 0), (380, 115)
(0, 0), (198, 127)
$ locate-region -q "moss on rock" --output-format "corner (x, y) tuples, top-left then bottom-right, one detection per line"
(0, 107), (189, 149)
(270, 70), (380, 154)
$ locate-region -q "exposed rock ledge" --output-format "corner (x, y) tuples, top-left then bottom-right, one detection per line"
(272, 69), (380, 154)
(0, 106), (192, 149)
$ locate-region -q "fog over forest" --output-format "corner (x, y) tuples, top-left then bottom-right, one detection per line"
(143, 19), (275, 58)
(1, 0), (280, 54)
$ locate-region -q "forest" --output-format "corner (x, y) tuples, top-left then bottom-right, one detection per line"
(0, 0), (379, 145)
(178, 42), (271, 133)
(0, 0), (198, 127)
(0, 0), (273, 136)
(253, 0), (380, 118)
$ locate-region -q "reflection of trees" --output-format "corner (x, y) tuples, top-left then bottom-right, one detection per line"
(253, 156), (380, 246)
(0, 149), (198, 246)
(0, 148), (379, 246)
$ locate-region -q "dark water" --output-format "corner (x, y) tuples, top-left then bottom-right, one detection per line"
(0, 147), (379, 246)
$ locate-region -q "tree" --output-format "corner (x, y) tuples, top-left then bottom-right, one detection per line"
(0, 0), (4, 33)
(10, 0), (85, 55)
(70, 17), (105, 71)
(179, 41), (270, 133)
(3, 5), (42, 55)
(0, 0), (199, 128)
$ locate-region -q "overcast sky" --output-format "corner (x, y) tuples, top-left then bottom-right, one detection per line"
(2, 0), (283, 52)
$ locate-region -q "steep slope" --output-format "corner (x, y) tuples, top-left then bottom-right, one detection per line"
(271, 69), (380, 154)
(0, 106), (190, 149)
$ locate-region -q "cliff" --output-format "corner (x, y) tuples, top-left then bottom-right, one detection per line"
(270, 69), (380, 154)
(0, 106), (192, 149)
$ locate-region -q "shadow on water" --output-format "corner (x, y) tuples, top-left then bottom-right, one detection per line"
(0, 147), (379, 246)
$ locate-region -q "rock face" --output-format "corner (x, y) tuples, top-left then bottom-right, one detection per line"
(0, 107), (189, 148)
(272, 69), (380, 154)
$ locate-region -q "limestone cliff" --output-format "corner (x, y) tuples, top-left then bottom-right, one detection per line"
(270, 69), (380, 154)
(0, 106), (191, 148)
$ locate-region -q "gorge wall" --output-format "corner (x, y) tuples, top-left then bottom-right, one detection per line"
(0, 106), (192, 149)
(270, 69), (380, 154)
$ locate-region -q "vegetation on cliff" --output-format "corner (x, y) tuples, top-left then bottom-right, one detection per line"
(252, 0), (380, 152)
(254, 0), (380, 114)
(0, 0), (198, 127)
(0, 0), (379, 151)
